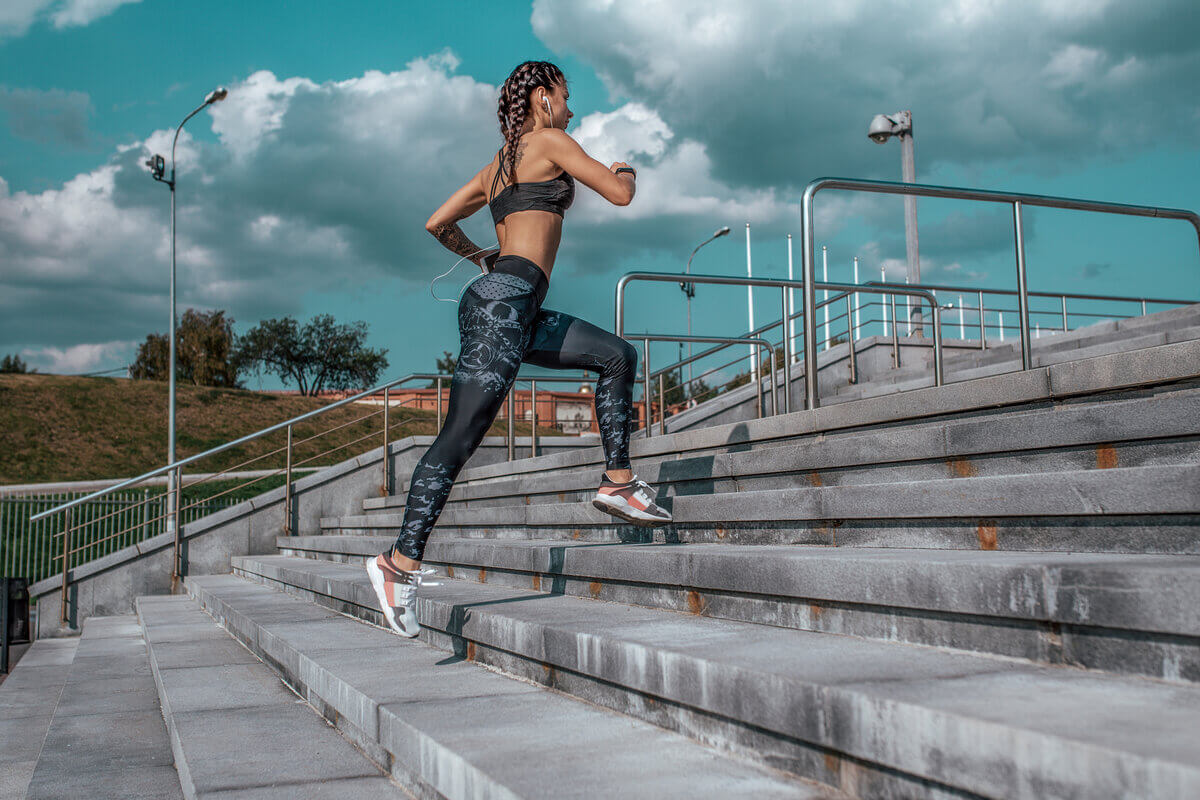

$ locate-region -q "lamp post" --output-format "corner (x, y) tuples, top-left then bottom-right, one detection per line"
(680, 226), (730, 388)
(146, 86), (228, 544)
(868, 110), (922, 335)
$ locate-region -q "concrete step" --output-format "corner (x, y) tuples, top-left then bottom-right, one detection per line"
(135, 594), (406, 800)
(829, 324), (1200, 404)
(19, 615), (183, 800)
(229, 555), (1200, 800)
(443, 338), (1200, 500)
(331, 464), (1200, 554)
(362, 385), (1200, 516)
(277, 536), (1200, 685)
(184, 573), (842, 800)
(0, 638), (78, 800)
(661, 304), (1200, 434)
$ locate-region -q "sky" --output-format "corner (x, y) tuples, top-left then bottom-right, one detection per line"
(2, 0), (1199, 389)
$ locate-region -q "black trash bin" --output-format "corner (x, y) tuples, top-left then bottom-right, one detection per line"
(1, 578), (31, 674)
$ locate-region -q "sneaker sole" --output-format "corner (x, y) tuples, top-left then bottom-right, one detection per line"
(365, 559), (419, 638)
(591, 497), (671, 528)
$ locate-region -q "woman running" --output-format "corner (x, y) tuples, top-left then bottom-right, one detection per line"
(367, 60), (672, 637)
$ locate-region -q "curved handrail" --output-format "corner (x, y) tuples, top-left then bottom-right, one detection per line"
(800, 177), (1200, 409)
(615, 271), (942, 412)
(30, 372), (452, 522)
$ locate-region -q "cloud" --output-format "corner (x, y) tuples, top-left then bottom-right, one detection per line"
(20, 340), (137, 374)
(50, 0), (141, 28)
(2, 51), (803, 375)
(531, 0), (1200, 188)
(0, 0), (137, 38)
(0, 86), (93, 147)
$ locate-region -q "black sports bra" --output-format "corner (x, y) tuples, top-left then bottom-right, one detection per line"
(487, 146), (575, 224)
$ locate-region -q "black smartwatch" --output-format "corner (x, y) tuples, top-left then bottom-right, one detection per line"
(615, 167), (636, 178)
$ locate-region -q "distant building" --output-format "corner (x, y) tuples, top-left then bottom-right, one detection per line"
(264, 382), (652, 433)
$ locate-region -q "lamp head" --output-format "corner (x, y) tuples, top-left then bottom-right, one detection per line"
(714, 226), (731, 238)
(205, 86), (228, 104)
(145, 154), (166, 180)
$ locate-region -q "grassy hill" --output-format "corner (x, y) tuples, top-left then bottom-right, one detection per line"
(0, 374), (557, 486)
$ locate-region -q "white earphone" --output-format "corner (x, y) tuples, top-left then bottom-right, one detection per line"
(543, 97), (552, 116)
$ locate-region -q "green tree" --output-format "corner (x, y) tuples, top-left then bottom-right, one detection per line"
(0, 354), (34, 374)
(130, 308), (241, 387)
(428, 351), (456, 386)
(236, 314), (389, 396)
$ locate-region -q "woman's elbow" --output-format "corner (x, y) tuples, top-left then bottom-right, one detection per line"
(611, 188), (634, 207)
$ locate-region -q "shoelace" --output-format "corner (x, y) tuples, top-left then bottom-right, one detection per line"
(389, 566), (440, 604)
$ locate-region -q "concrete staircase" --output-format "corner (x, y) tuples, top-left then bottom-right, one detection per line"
(663, 300), (1200, 431)
(4, 309), (1198, 797)
(263, 337), (1200, 798)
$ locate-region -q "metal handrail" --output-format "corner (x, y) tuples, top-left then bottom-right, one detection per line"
(628, 334), (777, 435)
(616, 271), (941, 413)
(801, 177), (1200, 409)
(30, 372), (453, 523)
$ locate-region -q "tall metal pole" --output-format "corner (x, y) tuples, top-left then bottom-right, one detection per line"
(822, 246), (830, 350)
(787, 235), (796, 363)
(900, 119), (923, 337)
(745, 223), (756, 380)
(166, 167), (177, 543)
(852, 257), (861, 339)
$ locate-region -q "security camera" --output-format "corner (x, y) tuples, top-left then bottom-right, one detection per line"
(868, 114), (895, 144)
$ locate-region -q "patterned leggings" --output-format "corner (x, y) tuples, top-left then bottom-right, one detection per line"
(391, 255), (637, 561)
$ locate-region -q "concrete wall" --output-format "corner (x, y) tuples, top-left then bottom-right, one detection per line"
(31, 433), (597, 637)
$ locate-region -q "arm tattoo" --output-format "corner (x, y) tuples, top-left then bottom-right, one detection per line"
(429, 222), (483, 265)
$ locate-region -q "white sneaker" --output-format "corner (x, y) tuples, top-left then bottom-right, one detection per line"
(591, 474), (673, 527)
(366, 554), (435, 638)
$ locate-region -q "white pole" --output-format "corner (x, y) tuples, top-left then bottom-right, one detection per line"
(999, 311), (1005, 342)
(1036, 322), (1041, 339)
(905, 274), (911, 336)
(959, 294), (965, 339)
(787, 234), (796, 363)
(881, 264), (889, 337)
(822, 246), (829, 351)
(746, 223), (756, 379)
(852, 256), (860, 341)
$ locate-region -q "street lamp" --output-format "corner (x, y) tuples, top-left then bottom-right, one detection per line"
(145, 85), (228, 543)
(680, 226), (731, 388)
(868, 110), (922, 335)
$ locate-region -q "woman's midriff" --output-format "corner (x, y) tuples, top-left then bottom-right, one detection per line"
(494, 210), (562, 278)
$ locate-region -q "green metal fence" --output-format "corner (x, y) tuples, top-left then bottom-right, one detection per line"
(1, 490), (238, 584)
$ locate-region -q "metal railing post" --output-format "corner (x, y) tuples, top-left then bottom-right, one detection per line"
(931, 301), (945, 386)
(780, 289), (792, 413)
(530, 381), (539, 458)
(846, 294), (858, 384)
(59, 508), (73, 625)
(891, 294), (901, 367)
(382, 387), (391, 495)
(1061, 296), (1069, 333)
(171, 467), (183, 590)
(436, 377), (444, 432)
(1141, 299), (1147, 315)
(1012, 201), (1032, 370)
(283, 425), (293, 536)
(658, 374), (666, 435)
(767, 344), (778, 415)
(978, 290), (986, 350)
(801, 186), (819, 410)
(506, 389), (515, 460)
(643, 339), (652, 437)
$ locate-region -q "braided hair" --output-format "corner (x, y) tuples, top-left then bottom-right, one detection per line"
(496, 61), (565, 188)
